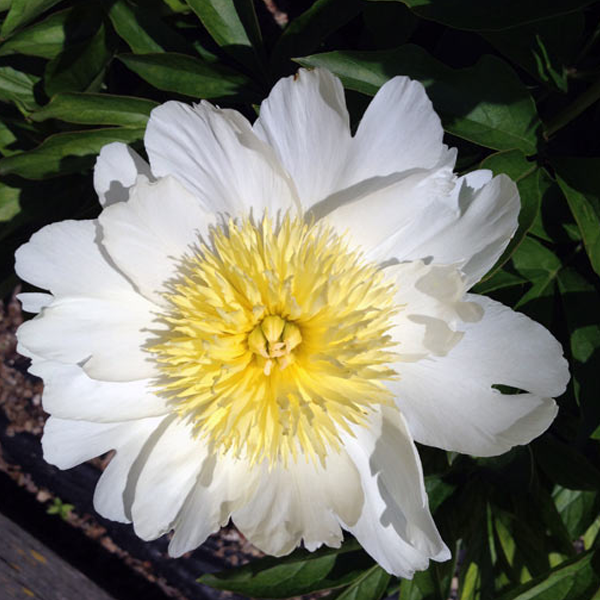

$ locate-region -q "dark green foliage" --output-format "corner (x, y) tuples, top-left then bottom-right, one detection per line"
(1, 1), (600, 598)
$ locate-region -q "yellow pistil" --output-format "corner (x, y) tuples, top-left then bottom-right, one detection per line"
(248, 316), (302, 375)
(149, 214), (399, 467)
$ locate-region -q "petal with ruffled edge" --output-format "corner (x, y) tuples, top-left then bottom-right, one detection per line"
(41, 415), (166, 522)
(386, 260), (484, 362)
(42, 414), (165, 470)
(366, 172), (519, 286)
(145, 101), (300, 216)
(99, 175), (215, 307)
(93, 142), (152, 207)
(130, 416), (208, 541)
(342, 408), (449, 578)
(15, 219), (135, 300)
(343, 76), (453, 187)
(18, 292), (52, 313)
(17, 292), (159, 382)
(29, 360), (169, 422)
(169, 452), (262, 557)
(232, 449), (363, 556)
(390, 295), (569, 457)
(253, 68), (352, 210)
(314, 164), (455, 258)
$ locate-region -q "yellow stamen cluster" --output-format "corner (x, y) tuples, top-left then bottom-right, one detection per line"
(150, 214), (398, 466)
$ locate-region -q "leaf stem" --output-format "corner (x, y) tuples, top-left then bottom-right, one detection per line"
(544, 77), (600, 139)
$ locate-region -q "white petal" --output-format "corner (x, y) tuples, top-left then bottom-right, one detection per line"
(93, 142), (152, 207)
(343, 408), (449, 578)
(93, 416), (167, 522)
(254, 68), (352, 210)
(15, 220), (135, 299)
(343, 76), (450, 186)
(42, 415), (164, 470)
(17, 293), (159, 382)
(318, 165), (455, 257)
(232, 450), (362, 556)
(130, 417), (207, 541)
(99, 176), (214, 306)
(29, 360), (169, 422)
(387, 261), (483, 360)
(145, 100), (299, 216)
(17, 292), (52, 313)
(382, 172), (520, 287)
(169, 452), (262, 557)
(391, 295), (569, 456)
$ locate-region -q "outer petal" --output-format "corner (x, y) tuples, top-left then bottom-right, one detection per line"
(94, 417), (165, 523)
(130, 417), (207, 541)
(169, 452), (262, 557)
(17, 292), (52, 313)
(387, 261), (483, 361)
(390, 295), (569, 456)
(145, 100), (299, 216)
(379, 172), (520, 287)
(17, 293), (159, 382)
(93, 142), (152, 207)
(29, 360), (169, 422)
(42, 414), (166, 522)
(15, 220), (135, 299)
(232, 450), (363, 556)
(343, 408), (449, 578)
(253, 68), (352, 210)
(99, 175), (214, 306)
(343, 76), (451, 186)
(317, 165), (455, 257)
(42, 414), (165, 470)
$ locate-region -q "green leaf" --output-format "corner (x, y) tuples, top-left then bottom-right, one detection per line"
(0, 182), (20, 221)
(44, 22), (114, 98)
(511, 236), (561, 311)
(0, 127), (145, 179)
(0, 6), (102, 59)
(425, 476), (457, 513)
(377, 0), (596, 32)
(472, 270), (527, 295)
(553, 486), (600, 540)
(557, 268), (600, 439)
(535, 436), (600, 492)
(583, 518), (600, 550)
(107, 0), (192, 55)
(118, 52), (258, 101)
(554, 158), (600, 278)
(458, 504), (496, 600)
(483, 14), (583, 92)
(399, 564), (451, 600)
(185, 0), (264, 74)
(495, 549), (600, 600)
(272, 0), (363, 72)
(479, 150), (541, 279)
(31, 93), (157, 127)
(198, 542), (375, 598)
(0, 0), (62, 37)
(296, 46), (540, 154)
(327, 566), (391, 600)
(0, 66), (40, 112)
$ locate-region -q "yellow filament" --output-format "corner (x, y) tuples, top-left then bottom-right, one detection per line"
(150, 214), (398, 467)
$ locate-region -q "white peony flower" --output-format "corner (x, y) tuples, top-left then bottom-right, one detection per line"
(15, 69), (569, 578)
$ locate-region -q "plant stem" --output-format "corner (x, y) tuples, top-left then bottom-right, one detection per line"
(544, 77), (600, 139)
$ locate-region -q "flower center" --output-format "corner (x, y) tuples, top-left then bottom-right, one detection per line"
(150, 214), (398, 467)
(247, 315), (303, 376)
